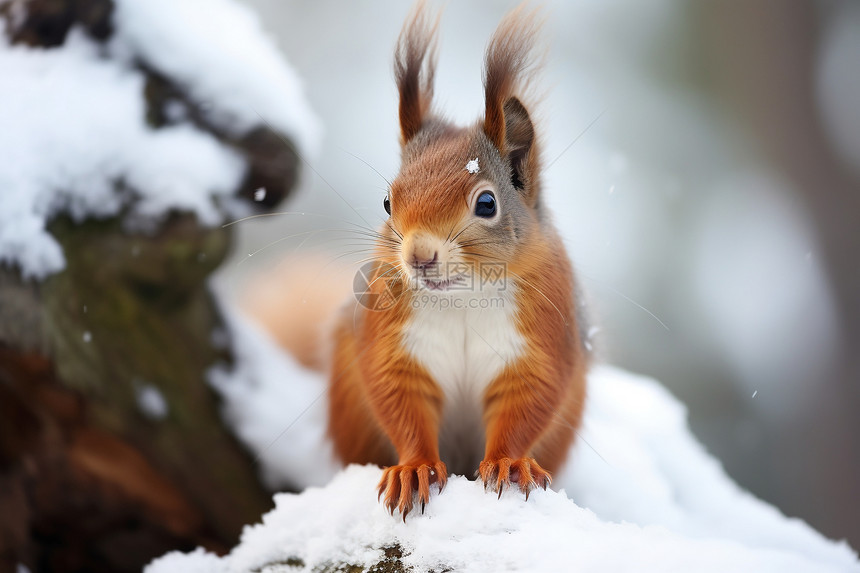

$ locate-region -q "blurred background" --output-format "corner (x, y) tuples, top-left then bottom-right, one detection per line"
(220, 0), (860, 547)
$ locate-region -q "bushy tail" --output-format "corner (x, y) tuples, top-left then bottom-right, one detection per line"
(239, 254), (353, 372)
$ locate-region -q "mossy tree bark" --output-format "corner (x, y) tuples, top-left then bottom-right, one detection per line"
(0, 1), (304, 571)
(0, 214), (275, 573)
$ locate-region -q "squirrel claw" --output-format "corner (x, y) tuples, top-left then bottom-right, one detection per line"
(377, 461), (447, 519)
(478, 457), (551, 500)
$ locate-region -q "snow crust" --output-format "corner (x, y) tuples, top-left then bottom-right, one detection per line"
(0, 0), (319, 278)
(178, 306), (860, 573)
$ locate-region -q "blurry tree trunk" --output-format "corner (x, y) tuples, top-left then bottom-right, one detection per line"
(0, 1), (304, 571)
(0, 215), (273, 573)
(699, 0), (860, 548)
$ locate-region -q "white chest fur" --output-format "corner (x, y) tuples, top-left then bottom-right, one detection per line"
(402, 286), (525, 474)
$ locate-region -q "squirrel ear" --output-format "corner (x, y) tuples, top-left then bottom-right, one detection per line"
(394, 2), (439, 146)
(502, 97), (536, 193)
(482, 5), (542, 202)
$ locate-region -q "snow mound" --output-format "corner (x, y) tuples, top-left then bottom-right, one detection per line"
(208, 305), (339, 490)
(558, 366), (855, 566)
(146, 465), (856, 573)
(193, 308), (859, 572)
(111, 0), (320, 154)
(0, 0), (319, 278)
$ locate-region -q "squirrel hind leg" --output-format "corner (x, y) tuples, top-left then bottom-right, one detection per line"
(530, 369), (587, 475)
(328, 313), (397, 467)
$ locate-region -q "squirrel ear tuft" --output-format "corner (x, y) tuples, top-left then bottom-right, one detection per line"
(483, 5), (543, 202)
(394, 1), (440, 146)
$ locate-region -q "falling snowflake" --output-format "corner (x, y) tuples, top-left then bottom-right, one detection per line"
(254, 187), (267, 201)
(465, 157), (480, 174)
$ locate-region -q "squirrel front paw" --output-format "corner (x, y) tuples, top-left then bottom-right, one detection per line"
(478, 457), (551, 500)
(377, 461), (448, 519)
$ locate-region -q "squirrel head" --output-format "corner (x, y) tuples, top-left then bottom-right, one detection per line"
(381, 3), (547, 293)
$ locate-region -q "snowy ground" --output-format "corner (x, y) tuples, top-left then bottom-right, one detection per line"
(145, 466), (853, 573)
(149, 308), (860, 573)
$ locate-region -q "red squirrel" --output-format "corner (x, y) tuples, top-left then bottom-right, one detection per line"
(323, 3), (590, 518)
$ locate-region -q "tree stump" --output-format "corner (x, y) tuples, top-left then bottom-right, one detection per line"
(0, 1), (305, 571)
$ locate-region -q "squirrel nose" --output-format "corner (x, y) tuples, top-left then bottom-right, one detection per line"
(410, 251), (438, 270)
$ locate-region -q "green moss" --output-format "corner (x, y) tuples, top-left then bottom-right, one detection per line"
(310, 545), (411, 573)
(40, 211), (271, 543)
(252, 556), (306, 572)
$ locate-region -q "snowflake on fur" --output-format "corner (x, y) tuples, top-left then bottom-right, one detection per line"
(465, 157), (480, 174)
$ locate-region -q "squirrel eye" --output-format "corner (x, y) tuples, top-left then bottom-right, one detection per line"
(383, 196), (391, 215)
(474, 191), (496, 218)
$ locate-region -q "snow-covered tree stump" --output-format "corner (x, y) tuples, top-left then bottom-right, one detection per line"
(0, 0), (319, 571)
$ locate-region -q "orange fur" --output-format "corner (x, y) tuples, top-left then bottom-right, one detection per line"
(327, 3), (588, 518)
(480, 233), (587, 488)
(252, 3), (590, 519)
